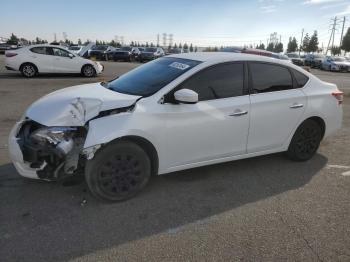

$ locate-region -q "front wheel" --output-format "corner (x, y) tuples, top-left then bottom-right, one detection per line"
(286, 120), (323, 161)
(81, 65), (96, 77)
(85, 141), (151, 201)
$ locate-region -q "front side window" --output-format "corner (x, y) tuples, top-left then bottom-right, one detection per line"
(250, 63), (293, 93)
(105, 57), (201, 96)
(176, 63), (244, 101)
(53, 48), (70, 57)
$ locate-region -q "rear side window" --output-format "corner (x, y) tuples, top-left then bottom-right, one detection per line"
(250, 63), (293, 93)
(30, 47), (48, 55)
(178, 63), (244, 101)
(292, 69), (309, 88)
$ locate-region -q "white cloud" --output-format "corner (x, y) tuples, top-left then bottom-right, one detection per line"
(320, 2), (348, 9)
(303, 0), (343, 5)
(336, 4), (350, 15)
(260, 5), (277, 13)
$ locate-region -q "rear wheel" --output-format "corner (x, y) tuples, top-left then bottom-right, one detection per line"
(20, 63), (37, 78)
(81, 64), (96, 77)
(85, 141), (151, 201)
(286, 120), (323, 161)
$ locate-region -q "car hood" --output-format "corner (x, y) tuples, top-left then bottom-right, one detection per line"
(142, 52), (155, 55)
(26, 83), (141, 126)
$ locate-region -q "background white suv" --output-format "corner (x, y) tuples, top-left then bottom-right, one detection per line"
(5, 44), (103, 77)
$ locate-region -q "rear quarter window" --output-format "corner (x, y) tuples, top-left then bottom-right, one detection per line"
(292, 69), (309, 88)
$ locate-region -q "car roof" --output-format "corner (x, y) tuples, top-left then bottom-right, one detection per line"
(167, 52), (289, 64)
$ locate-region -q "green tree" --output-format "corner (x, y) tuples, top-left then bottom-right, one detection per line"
(146, 42), (149, 47)
(150, 42), (154, 47)
(308, 31), (319, 52)
(257, 43), (265, 50)
(183, 43), (188, 50)
(174, 43), (178, 49)
(78, 39), (82, 45)
(189, 43), (193, 52)
(302, 33), (310, 52)
(287, 37), (298, 53)
(274, 42), (283, 53)
(341, 28), (350, 54)
(266, 42), (274, 52)
(179, 43), (182, 49)
(7, 33), (19, 45)
(331, 46), (341, 56)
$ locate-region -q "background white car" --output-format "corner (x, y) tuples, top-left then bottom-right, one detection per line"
(8, 53), (343, 201)
(5, 44), (103, 77)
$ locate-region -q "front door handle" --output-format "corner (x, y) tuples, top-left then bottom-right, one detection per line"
(290, 103), (304, 109)
(229, 110), (248, 117)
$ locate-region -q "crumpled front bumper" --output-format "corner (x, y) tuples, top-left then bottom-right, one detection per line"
(8, 120), (42, 179)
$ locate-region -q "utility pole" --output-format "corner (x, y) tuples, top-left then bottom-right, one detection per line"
(340, 16), (346, 47)
(157, 34), (160, 47)
(326, 17), (338, 55)
(299, 28), (304, 56)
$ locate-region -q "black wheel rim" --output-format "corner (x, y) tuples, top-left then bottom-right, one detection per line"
(295, 126), (320, 158)
(97, 154), (143, 196)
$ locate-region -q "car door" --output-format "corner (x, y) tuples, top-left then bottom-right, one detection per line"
(29, 47), (54, 72)
(247, 62), (307, 153)
(52, 47), (80, 73)
(162, 62), (250, 168)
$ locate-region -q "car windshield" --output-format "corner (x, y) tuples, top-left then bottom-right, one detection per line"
(104, 57), (202, 96)
(287, 53), (299, 58)
(145, 48), (157, 52)
(121, 47), (132, 51)
(333, 57), (346, 62)
(92, 45), (108, 50)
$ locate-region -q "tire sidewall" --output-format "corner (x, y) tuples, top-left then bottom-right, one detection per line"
(21, 63), (37, 78)
(82, 64), (96, 77)
(85, 141), (151, 201)
(287, 120), (322, 161)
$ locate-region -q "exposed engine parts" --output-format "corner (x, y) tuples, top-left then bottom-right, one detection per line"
(17, 120), (88, 180)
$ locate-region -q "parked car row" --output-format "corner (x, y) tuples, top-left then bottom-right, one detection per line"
(83, 44), (166, 62)
(321, 56), (350, 72)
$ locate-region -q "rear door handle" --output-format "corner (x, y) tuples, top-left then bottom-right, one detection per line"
(229, 110), (248, 117)
(290, 103), (304, 109)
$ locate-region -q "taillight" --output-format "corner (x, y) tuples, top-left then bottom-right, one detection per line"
(5, 52), (17, 57)
(332, 90), (344, 105)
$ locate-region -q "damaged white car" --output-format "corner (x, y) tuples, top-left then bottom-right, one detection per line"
(9, 53), (343, 201)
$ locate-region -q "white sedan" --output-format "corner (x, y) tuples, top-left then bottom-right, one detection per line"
(5, 44), (103, 77)
(8, 53), (343, 201)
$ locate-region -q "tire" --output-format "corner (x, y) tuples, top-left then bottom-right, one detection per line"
(286, 120), (323, 162)
(20, 63), (37, 78)
(85, 141), (151, 201)
(81, 64), (96, 77)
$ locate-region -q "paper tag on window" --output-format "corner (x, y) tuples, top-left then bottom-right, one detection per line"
(169, 62), (190, 70)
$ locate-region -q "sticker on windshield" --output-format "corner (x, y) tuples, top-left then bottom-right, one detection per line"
(169, 62), (190, 70)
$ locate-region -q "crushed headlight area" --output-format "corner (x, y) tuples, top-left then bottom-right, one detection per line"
(17, 120), (87, 180)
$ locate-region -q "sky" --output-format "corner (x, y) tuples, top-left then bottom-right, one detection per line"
(1, 0), (350, 48)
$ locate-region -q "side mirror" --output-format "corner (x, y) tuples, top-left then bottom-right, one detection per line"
(174, 89), (198, 104)
(68, 53), (74, 59)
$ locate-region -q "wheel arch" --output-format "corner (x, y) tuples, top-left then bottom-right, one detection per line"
(81, 63), (96, 74)
(19, 62), (38, 73)
(108, 135), (159, 176)
(297, 116), (326, 139)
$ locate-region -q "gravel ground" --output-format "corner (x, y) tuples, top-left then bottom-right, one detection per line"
(0, 56), (349, 262)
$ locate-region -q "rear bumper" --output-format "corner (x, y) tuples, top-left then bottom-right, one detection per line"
(5, 66), (16, 71)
